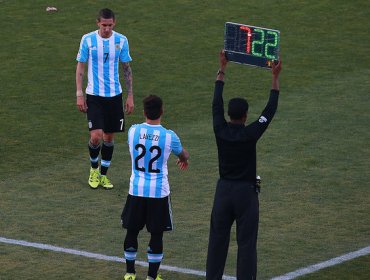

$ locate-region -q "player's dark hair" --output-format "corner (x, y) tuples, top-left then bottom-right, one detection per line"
(143, 95), (163, 120)
(228, 97), (249, 120)
(97, 8), (115, 21)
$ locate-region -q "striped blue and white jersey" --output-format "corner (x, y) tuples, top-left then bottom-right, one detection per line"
(76, 30), (132, 97)
(128, 123), (183, 198)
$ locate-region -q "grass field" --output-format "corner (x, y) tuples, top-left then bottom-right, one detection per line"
(1, 0), (369, 279)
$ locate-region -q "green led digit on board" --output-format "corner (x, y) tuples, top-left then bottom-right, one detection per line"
(265, 31), (278, 59)
(251, 28), (264, 57)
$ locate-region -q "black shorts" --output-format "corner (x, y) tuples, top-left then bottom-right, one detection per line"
(86, 94), (125, 133)
(121, 194), (173, 233)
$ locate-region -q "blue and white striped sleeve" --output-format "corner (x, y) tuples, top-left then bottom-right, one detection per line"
(119, 36), (132, 63)
(76, 35), (89, 63)
(169, 130), (183, 156)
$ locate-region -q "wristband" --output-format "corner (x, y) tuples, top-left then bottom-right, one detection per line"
(76, 90), (84, 97)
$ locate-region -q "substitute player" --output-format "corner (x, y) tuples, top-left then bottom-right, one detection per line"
(75, 8), (134, 189)
(121, 95), (189, 280)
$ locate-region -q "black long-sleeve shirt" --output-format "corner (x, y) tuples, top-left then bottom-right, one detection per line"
(212, 80), (279, 181)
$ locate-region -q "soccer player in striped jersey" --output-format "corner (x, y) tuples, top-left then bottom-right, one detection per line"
(75, 8), (134, 189)
(121, 95), (189, 280)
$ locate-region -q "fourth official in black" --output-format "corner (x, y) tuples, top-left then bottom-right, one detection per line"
(206, 50), (282, 280)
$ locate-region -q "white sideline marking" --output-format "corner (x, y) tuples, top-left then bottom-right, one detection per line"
(1, 236), (368, 279)
(271, 245), (370, 280)
(0, 236), (235, 279)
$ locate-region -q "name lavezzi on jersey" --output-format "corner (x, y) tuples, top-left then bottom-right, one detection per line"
(128, 123), (183, 198)
(76, 30), (132, 97)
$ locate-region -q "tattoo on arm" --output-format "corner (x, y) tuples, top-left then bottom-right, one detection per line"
(123, 62), (133, 95)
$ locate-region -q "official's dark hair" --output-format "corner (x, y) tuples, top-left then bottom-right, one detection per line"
(143, 95), (163, 120)
(228, 97), (249, 120)
(97, 8), (115, 21)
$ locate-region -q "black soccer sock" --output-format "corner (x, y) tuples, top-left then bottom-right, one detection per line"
(147, 232), (164, 279)
(100, 141), (114, 175)
(88, 141), (101, 169)
(124, 229), (139, 274)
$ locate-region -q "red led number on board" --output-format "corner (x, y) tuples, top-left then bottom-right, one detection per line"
(239, 26), (252, 54)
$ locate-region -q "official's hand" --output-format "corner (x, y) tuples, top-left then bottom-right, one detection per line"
(272, 60), (282, 77)
(219, 50), (228, 70)
(125, 94), (134, 115)
(77, 96), (88, 113)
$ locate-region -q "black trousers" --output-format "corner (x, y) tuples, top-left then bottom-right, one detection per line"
(206, 179), (259, 280)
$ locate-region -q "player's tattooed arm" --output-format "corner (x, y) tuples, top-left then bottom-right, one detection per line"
(122, 62), (133, 96)
(122, 62), (134, 114)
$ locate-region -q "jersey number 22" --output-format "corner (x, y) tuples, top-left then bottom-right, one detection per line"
(134, 144), (162, 173)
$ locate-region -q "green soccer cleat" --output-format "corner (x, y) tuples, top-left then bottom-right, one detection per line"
(100, 175), (113, 189)
(123, 273), (136, 280)
(88, 168), (100, 189)
(146, 275), (163, 280)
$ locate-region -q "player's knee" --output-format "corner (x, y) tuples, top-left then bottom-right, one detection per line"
(103, 133), (114, 143)
(90, 131), (103, 145)
(89, 138), (101, 146)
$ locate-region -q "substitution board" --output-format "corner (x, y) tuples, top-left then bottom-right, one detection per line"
(224, 22), (280, 69)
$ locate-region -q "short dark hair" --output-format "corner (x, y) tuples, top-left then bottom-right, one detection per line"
(228, 97), (249, 120)
(97, 8), (115, 21)
(143, 95), (163, 120)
